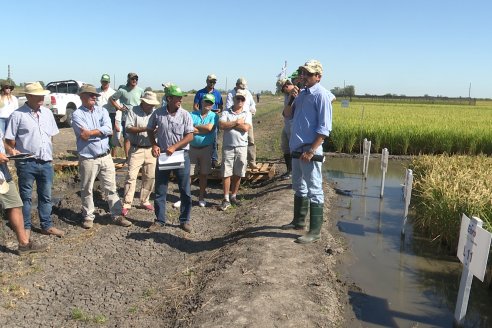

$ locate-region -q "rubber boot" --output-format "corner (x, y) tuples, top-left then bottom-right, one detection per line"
(284, 153), (292, 173)
(296, 203), (324, 244)
(281, 196), (309, 230)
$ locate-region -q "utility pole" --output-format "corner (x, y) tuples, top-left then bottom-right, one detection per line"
(7, 65), (11, 80)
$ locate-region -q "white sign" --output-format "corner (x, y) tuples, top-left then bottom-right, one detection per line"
(380, 148), (389, 173)
(457, 214), (492, 281)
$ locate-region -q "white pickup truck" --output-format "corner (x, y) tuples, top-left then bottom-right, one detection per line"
(18, 80), (86, 127)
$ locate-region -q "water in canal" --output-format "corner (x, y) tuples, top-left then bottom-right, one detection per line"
(326, 157), (492, 328)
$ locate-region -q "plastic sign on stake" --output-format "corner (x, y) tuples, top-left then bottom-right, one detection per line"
(454, 214), (492, 326)
(362, 138), (368, 175)
(362, 139), (371, 179)
(380, 148), (389, 198)
(401, 169), (413, 236)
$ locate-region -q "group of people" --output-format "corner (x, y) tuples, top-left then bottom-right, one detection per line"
(0, 58), (333, 255)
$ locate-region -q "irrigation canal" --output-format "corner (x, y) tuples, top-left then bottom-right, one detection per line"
(326, 157), (491, 328)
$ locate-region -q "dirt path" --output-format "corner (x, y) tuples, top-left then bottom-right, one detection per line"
(0, 115), (350, 327)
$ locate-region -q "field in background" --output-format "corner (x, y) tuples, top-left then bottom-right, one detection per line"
(328, 100), (492, 155)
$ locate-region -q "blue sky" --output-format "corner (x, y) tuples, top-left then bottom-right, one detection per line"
(2, 0), (491, 98)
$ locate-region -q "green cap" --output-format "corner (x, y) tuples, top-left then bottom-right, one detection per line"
(288, 71), (299, 79)
(100, 74), (110, 82)
(202, 93), (215, 104)
(164, 84), (186, 97)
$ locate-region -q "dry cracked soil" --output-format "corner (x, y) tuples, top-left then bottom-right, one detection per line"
(0, 121), (352, 327)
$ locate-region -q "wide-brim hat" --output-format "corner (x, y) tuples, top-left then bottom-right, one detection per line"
(78, 84), (100, 96)
(140, 91), (160, 106)
(1, 79), (14, 90)
(0, 180), (9, 194)
(22, 82), (50, 96)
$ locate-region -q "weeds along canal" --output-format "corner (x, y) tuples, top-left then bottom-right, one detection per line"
(326, 156), (492, 328)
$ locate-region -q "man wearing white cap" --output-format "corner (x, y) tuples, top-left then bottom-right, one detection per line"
(72, 84), (132, 229)
(121, 91), (160, 216)
(5, 82), (64, 238)
(225, 77), (259, 169)
(281, 59), (332, 244)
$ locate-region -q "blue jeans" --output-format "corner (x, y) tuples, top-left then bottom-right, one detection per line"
(291, 146), (324, 204)
(0, 118), (7, 136)
(15, 160), (54, 230)
(211, 128), (218, 162)
(154, 151), (191, 224)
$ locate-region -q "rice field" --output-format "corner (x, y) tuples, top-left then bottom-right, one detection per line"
(328, 100), (492, 155)
(410, 154), (492, 250)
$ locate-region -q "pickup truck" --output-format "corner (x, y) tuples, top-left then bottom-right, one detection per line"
(18, 80), (85, 127)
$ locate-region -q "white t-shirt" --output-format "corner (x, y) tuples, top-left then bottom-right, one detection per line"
(0, 95), (19, 119)
(96, 86), (117, 114)
(220, 108), (252, 147)
(225, 88), (256, 115)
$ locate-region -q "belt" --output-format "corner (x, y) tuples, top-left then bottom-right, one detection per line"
(24, 158), (52, 164)
(131, 144), (152, 149)
(190, 145), (211, 149)
(93, 150), (110, 159)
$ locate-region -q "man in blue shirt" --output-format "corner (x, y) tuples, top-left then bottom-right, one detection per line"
(193, 74), (223, 168)
(190, 93), (219, 207)
(5, 82), (64, 238)
(72, 84), (132, 229)
(282, 60), (333, 244)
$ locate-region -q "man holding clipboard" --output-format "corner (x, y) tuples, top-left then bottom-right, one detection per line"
(147, 84), (194, 233)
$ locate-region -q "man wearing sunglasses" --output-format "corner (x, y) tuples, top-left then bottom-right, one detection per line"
(225, 78), (259, 170)
(193, 74), (224, 169)
(110, 72), (144, 162)
(281, 60), (333, 244)
(219, 89), (252, 211)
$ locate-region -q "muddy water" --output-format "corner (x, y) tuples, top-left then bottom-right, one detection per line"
(326, 157), (492, 328)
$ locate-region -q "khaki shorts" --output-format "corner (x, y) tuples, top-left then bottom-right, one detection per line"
(190, 145), (213, 175)
(0, 181), (23, 210)
(222, 146), (247, 178)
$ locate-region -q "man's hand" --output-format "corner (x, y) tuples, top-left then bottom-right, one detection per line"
(0, 153), (9, 164)
(166, 145), (176, 156)
(291, 86), (299, 97)
(236, 118), (245, 125)
(6, 147), (20, 156)
(80, 128), (92, 141)
(300, 151), (314, 163)
(151, 144), (161, 158)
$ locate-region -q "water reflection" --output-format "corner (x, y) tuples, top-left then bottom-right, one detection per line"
(326, 157), (492, 328)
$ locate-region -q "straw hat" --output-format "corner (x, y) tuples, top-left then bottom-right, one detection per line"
(22, 82), (50, 96)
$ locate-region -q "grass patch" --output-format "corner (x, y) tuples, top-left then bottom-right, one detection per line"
(71, 307), (107, 324)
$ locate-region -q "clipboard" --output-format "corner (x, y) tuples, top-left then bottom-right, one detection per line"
(7, 153), (36, 160)
(158, 150), (185, 170)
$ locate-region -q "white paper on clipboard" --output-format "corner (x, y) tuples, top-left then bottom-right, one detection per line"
(158, 150), (185, 170)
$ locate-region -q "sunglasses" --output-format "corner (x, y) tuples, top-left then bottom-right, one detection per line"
(208, 80), (217, 84)
(235, 97), (246, 102)
(130, 77), (138, 81)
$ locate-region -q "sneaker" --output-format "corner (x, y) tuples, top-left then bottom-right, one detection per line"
(219, 200), (231, 211)
(230, 197), (242, 206)
(180, 222), (192, 233)
(121, 208), (129, 216)
(17, 241), (47, 255)
(280, 172), (292, 180)
(141, 203), (154, 211)
(82, 219), (93, 229)
(147, 222), (165, 233)
(211, 160), (220, 169)
(41, 226), (65, 238)
(198, 200), (206, 207)
(113, 216), (132, 227)
(173, 200), (181, 208)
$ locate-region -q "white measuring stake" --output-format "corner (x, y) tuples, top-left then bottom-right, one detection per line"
(363, 139), (371, 179)
(380, 148), (389, 198)
(362, 138), (368, 175)
(401, 169), (413, 236)
(454, 214), (492, 326)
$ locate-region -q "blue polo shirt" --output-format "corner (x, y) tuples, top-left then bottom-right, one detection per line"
(190, 110), (218, 147)
(5, 104), (59, 161)
(72, 105), (113, 158)
(193, 88), (223, 111)
(289, 83), (332, 152)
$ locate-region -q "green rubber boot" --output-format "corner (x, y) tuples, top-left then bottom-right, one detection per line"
(281, 196), (309, 230)
(296, 203), (324, 244)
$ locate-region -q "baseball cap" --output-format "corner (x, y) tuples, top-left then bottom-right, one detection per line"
(202, 93), (215, 104)
(207, 74), (217, 82)
(100, 74), (111, 82)
(236, 77), (247, 89)
(127, 72), (138, 79)
(235, 88), (247, 98)
(299, 59), (323, 75)
(164, 84), (186, 97)
(288, 71), (299, 79)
